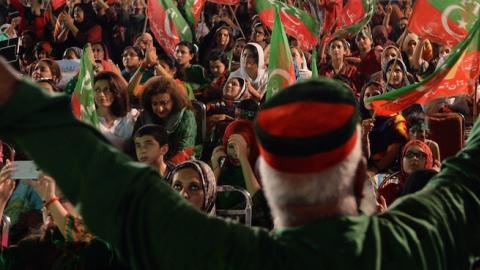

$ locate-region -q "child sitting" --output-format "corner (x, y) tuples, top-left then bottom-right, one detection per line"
(134, 124), (174, 178)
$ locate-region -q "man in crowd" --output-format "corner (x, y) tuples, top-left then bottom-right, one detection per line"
(0, 58), (479, 269)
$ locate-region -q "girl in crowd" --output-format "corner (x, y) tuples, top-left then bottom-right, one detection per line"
(94, 71), (138, 150)
(175, 41), (210, 91)
(31, 58), (62, 85)
(249, 23), (269, 49)
(319, 38), (358, 95)
(200, 50), (230, 103)
(206, 76), (248, 131)
(211, 120), (260, 209)
(290, 46), (312, 80)
(407, 113), (441, 170)
(229, 43), (268, 101)
(91, 42), (116, 72)
(167, 160), (217, 214)
(377, 140), (434, 205)
(360, 80), (408, 174)
(134, 76), (197, 164)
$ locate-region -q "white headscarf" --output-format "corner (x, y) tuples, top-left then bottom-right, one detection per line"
(229, 42), (268, 97)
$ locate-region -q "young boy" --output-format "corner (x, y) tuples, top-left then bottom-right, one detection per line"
(134, 124), (173, 178)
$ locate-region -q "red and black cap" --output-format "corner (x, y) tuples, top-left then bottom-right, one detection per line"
(255, 78), (360, 174)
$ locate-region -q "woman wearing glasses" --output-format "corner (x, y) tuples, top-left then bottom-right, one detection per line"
(94, 71), (139, 150)
(377, 140), (434, 206)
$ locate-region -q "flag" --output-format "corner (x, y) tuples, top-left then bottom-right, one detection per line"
(147, 0), (193, 56)
(72, 47), (98, 127)
(334, 0), (376, 37)
(311, 48), (318, 78)
(255, 0), (319, 51)
(368, 19), (480, 116)
(408, 0), (479, 46)
(51, 0), (66, 10)
(183, 0), (206, 26)
(265, 7), (296, 101)
(207, 0), (240, 4)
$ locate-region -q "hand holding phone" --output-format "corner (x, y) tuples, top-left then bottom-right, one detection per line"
(11, 161), (40, 180)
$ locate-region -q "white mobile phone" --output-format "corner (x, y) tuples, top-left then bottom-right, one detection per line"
(11, 161), (40, 180)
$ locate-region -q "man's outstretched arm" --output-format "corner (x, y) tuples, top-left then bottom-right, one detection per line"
(0, 59), (279, 270)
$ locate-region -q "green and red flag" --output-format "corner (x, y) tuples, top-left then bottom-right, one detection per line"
(265, 7), (296, 101)
(255, 0), (320, 51)
(368, 19), (480, 116)
(311, 47), (318, 78)
(147, 0), (193, 56)
(207, 0), (240, 4)
(334, 0), (376, 37)
(408, 0), (480, 46)
(183, 0), (207, 26)
(71, 47), (98, 127)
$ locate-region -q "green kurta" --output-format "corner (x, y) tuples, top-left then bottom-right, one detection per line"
(1, 79), (480, 270)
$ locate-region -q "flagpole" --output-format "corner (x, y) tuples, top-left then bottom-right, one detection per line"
(142, 0), (149, 33)
(474, 80), (478, 122)
(228, 5), (246, 39)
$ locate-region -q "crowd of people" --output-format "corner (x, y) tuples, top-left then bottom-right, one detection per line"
(0, 0), (478, 268)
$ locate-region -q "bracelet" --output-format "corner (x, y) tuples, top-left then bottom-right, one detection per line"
(44, 197), (59, 209)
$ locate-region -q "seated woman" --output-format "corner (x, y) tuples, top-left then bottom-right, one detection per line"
(91, 42), (116, 73)
(31, 59), (62, 86)
(383, 57), (423, 117)
(210, 119), (272, 229)
(407, 113), (441, 170)
(199, 50), (230, 103)
(167, 160), (216, 214)
(228, 43), (268, 102)
(175, 41), (210, 92)
(377, 140), (434, 205)
(360, 79), (408, 174)
(134, 77), (197, 164)
(94, 71), (139, 150)
(207, 76), (248, 118)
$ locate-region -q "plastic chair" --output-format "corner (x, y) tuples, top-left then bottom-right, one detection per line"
(427, 113), (465, 160)
(215, 185), (253, 227)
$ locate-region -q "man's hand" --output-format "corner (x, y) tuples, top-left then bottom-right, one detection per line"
(0, 57), (21, 106)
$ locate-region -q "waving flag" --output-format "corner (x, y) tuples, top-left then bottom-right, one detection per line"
(265, 7), (296, 101)
(368, 19), (480, 116)
(72, 47), (98, 127)
(255, 0), (320, 50)
(183, 0), (206, 26)
(334, 0), (376, 37)
(147, 0), (193, 56)
(207, 0), (239, 4)
(408, 0), (479, 46)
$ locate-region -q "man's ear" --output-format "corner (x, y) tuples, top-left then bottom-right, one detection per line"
(160, 144), (169, 156)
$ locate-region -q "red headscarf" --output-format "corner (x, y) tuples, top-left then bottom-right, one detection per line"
(401, 140), (434, 176)
(223, 119), (259, 168)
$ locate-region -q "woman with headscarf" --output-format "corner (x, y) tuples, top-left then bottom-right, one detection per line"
(55, 3), (102, 47)
(383, 57), (423, 116)
(210, 120), (260, 207)
(167, 160), (216, 214)
(360, 79), (408, 175)
(207, 76), (248, 117)
(229, 43), (268, 101)
(399, 32), (419, 74)
(290, 46), (312, 80)
(377, 140), (434, 205)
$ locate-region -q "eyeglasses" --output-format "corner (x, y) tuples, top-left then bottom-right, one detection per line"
(404, 151), (427, 160)
(94, 88), (113, 94)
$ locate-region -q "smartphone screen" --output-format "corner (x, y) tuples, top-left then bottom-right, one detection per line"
(11, 161), (40, 180)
